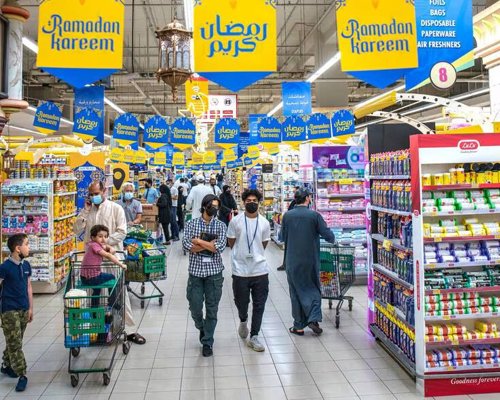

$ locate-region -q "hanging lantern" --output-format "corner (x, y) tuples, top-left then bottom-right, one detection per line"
(155, 19), (192, 102)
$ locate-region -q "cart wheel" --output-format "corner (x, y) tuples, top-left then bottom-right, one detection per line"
(70, 374), (79, 387)
(159, 297), (163, 306)
(328, 300), (333, 309)
(335, 316), (340, 329)
(103, 372), (111, 386)
(123, 342), (130, 355)
(140, 300), (145, 309)
(141, 284), (145, 295)
(348, 300), (353, 311)
(71, 347), (80, 357)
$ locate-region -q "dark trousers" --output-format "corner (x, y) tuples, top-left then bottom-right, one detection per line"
(186, 272), (224, 346)
(81, 273), (117, 307)
(177, 206), (185, 231)
(161, 222), (171, 242)
(170, 207), (179, 238)
(232, 274), (269, 337)
(1, 310), (28, 376)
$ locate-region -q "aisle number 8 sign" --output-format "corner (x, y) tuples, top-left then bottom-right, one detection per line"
(430, 62), (457, 90)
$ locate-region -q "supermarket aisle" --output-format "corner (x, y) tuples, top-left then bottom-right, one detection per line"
(0, 242), (466, 400)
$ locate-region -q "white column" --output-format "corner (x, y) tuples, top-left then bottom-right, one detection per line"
(5, 12), (23, 100)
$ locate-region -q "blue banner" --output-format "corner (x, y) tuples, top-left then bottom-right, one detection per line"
(214, 118), (240, 147)
(74, 162), (105, 213)
(405, 0), (473, 89)
(74, 86), (105, 144)
(332, 110), (355, 136)
(257, 116), (281, 143)
(249, 114), (266, 145)
(73, 108), (102, 143)
(307, 113), (332, 141)
(244, 157), (253, 166)
(112, 113), (139, 150)
(282, 82), (312, 116)
(170, 117), (196, 147)
(33, 101), (62, 134)
(238, 132), (250, 158)
(227, 161), (236, 169)
(235, 159), (244, 168)
(144, 115), (170, 150)
(282, 115), (307, 143)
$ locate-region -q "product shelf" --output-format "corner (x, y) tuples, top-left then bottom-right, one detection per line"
(373, 263), (413, 290)
(426, 337), (500, 348)
(425, 286), (500, 295)
(53, 212), (77, 222)
(370, 205), (412, 217)
(425, 363), (500, 374)
(425, 311), (500, 322)
(318, 193), (364, 199)
(54, 235), (76, 247)
(423, 209), (500, 217)
(54, 191), (77, 197)
(425, 260), (500, 269)
(424, 235), (499, 243)
(328, 225), (366, 230)
(423, 183), (500, 191)
(375, 299), (414, 329)
(371, 233), (412, 252)
(318, 207), (366, 212)
(367, 175), (411, 180)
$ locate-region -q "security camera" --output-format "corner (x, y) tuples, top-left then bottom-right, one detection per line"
(144, 98), (153, 107)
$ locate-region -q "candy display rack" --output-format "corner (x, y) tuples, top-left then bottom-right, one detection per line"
(1, 178), (77, 294)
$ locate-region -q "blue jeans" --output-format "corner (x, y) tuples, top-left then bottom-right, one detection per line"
(170, 207), (179, 239)
(81, 273), (117, 307)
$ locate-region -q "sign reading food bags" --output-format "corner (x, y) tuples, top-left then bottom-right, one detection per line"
(194, 0), (277, 92)
(144, 115), (169, 150)
(282, 82), (312, 116)
(33, 101), (63, 134)
(214, 118), (240, 149)
(336, 0), (418, 88)
(332, 110), (355, 137)
(37, 0), (125, 88)
(170, 117), (196, 150)
(113, 113), (139, 149)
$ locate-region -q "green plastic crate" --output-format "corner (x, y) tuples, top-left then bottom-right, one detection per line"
(68, 307), (106, 336)
(144, 254), (166, 274)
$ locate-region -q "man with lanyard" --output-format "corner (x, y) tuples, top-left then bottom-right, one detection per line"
(209, 176), (222, 196)
(116, 182), (143, 227)
(182, 194), (227, 357)
(142, 178), (160, 204)
(166, 179), (180, 241)
(227, 189), (270, 352)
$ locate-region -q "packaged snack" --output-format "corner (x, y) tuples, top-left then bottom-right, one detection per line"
(475, 321), (497, 333)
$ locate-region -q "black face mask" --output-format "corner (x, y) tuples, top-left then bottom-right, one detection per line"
(245, 202), (259, 214)
(205, 206), (218, 217)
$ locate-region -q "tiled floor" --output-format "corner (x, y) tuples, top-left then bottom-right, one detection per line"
(0, 241), (485, 399)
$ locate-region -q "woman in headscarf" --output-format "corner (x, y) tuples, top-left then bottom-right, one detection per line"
(157, 184), (172, 245)
(218, 185), (238, 226)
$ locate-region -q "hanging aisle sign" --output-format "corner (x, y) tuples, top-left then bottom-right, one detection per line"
(307, 113), (332, 141)
(170, 117), (196, 150)
(336, 0), (418, 88)
(151, 152), (167, 166)
(73, 107), (102, 143)
(110, 147), (124, 162)
(144, 115), (169, 150)
(249, 114), (266, 145)
(112, 113), (139, 149)
(257, 116), (281, 145)
(193, 0), (277, 92)
(37, 0), (125, 88)
(33, 101), (63, 134)
(282, 82), (312, 116)
(282, 116), (307, 146)
(214, 118), (240, 149)
(75, 86), (105, 144)
(332, 110), (355, 137)
(405, 0), (473, 89)
(173, 152), (185, 167)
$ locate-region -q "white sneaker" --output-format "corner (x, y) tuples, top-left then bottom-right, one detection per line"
(247, 335), (265, 352)
(238, 321), (249, 339)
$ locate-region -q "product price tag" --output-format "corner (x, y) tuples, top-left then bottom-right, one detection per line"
(432, 290), (441, 295)
(387, 304), (395, 315)
(443, 315), (451, 321)
(427, 263), (436, 269)
(383, 240), (392, 251)
(434, 237), (442, 243)
(451, 339), (459, 346)
(339, 179), (353, 185)
(495, 235), (500, 240)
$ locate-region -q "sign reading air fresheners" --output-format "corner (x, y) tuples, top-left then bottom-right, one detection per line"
(194, 0), (277, 91)
(37, 0), (125, 87)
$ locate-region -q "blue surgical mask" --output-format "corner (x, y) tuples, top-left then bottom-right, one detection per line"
(123, 192), (134, 201)
(92, 194), (103, 205)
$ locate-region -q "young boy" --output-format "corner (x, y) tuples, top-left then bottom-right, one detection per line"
(81, 225), (127, 306)
(0, 234), (33, 392)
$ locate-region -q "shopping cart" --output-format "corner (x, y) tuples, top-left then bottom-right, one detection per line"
(64, 259), (130, 388)
(124, 226), (167, 308)
(319, 244), (356, 328)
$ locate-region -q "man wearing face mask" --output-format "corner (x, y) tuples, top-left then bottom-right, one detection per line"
(209, 176), (222, 196)
(227, 189), (270, 352)
(281, 188), (336, 337)
(116, 182), (143, 227)
(142, 178), (160, 204)
(183, 194), (227, 357)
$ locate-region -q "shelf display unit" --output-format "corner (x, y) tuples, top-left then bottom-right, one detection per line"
(1, 178), (77, 293)
(226, 168), (244, 205)
(369, 134), (500, 397)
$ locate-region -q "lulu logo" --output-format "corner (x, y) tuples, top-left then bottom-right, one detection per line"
(458, 140), (480, 153)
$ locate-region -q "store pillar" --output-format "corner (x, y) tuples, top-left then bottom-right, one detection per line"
(0, 0), (30, 130)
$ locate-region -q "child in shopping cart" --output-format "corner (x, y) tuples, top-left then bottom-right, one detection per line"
(81, 225), (127, 307)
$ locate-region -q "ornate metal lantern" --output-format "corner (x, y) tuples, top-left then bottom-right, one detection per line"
(155, 19), (192, 102)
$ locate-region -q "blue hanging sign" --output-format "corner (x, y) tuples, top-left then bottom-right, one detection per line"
(227, 161), (237, 169)
(144, 115), (169, 150)
(170, 117), (196, 148)
(257, 116), (281, 144)
(244, 157), (253, 166)
(73, 161), (105, 213)
(307, 113), (332, 141)
(33, 101), (62, 134)
(238, 132), (250, 158)
(235, 159), (244, 168)
(214, 118), (240, 148)
(282, 115), (307, 143)
(332, 110), (355, 136)
(405, 0), (473, 89)
(73, 107), (102, 143)
(249, 114), (266, 145)
(282, 82), (312, 116)
(112, 113), (139, 149)
(74, 86), (105, 144)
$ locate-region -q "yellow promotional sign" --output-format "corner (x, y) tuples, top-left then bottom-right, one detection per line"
(203, 151), (216, 165)
(266, 144), (280, 155)
(37, 0), (125, 87)
(173, 152), (185, 166)
(336, 0), (418, 72)
(152, 152), (167, 166)
(247, 145), (260, 160)
(185, 76), (209, 117)
(110, 147), (124, 162)
(223, 149), (237, 162)
(135, 150), (147, 165)
(192, 153), (204, 165)
(123, 149), (136, 164)
(194, 0), (277, 91)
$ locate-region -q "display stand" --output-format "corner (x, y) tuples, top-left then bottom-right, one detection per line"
(1, 178), (77, 293)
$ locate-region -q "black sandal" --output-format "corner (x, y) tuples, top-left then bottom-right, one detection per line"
(127, 333), (146, 344)
(289, 327), (304, 336)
